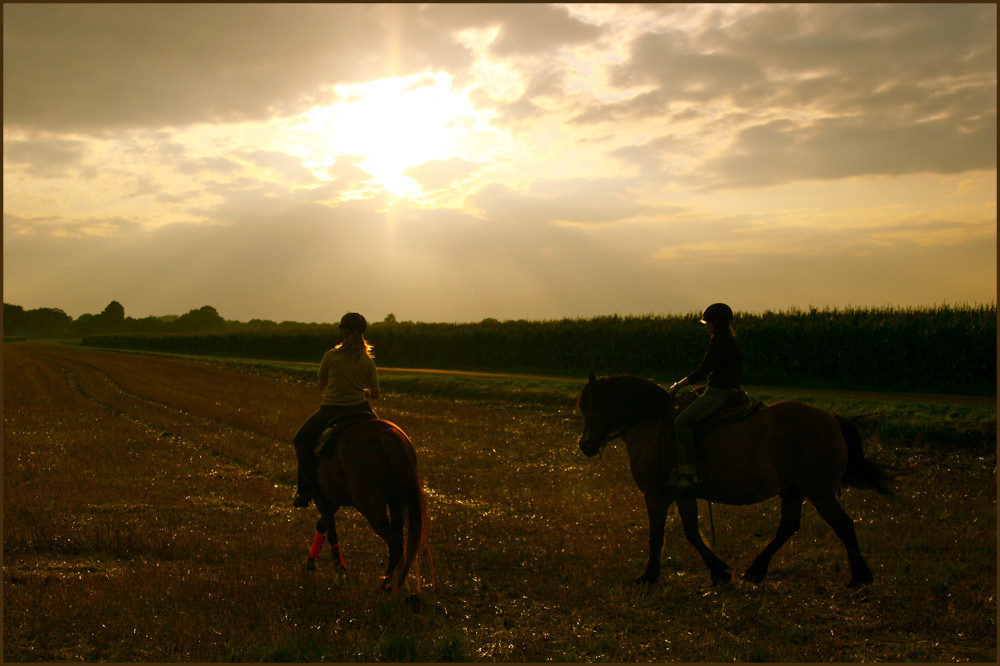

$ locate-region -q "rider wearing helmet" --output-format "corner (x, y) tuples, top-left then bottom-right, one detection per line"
(291, 312), (381, 507)
(667, 303), (744, 493)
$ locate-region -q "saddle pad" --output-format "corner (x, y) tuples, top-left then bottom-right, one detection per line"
(315, 412), (377, 458)
(694, 394), (765, 439)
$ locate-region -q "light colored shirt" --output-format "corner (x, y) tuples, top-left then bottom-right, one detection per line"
(318, 348), (380, 406)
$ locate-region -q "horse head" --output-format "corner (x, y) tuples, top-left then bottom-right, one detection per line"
(577, 374), (611, 457)
(578, 373), (672, 457)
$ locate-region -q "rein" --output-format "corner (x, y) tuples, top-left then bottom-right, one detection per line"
(592, 420), (642, 455)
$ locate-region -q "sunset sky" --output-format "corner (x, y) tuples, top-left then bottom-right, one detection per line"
(3, 3), (996, 324)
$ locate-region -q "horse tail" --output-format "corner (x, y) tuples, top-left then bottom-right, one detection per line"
(380, 422), (433, 592)
(836, 415), (894, 496)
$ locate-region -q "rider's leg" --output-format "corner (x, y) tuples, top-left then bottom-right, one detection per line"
(291, 407), (336, 507)
(673, 387), (735, 489)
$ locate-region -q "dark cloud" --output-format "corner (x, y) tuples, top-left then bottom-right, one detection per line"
(421, 3), (602, 56)
(704, 115), (997, 188)
(583, 3), (997, 185)
(2, 4), (472, 134)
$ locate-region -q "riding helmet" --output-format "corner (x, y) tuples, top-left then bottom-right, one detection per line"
(339, 312), (368, 333)
(700, 303), (734, 324)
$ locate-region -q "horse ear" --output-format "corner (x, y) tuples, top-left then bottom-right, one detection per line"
(588, 372), (597, 383)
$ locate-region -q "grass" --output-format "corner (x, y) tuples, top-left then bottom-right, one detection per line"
(3, 341), (996, 662)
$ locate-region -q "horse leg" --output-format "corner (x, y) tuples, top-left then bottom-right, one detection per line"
(306, 497), (346, 574)
(676, 497), (732, 585)
(744, 491), (803, 583)
(357, 496), (405, 592)
(808, 493), (873, 587)
(322, 514), (348, 573)
(636, 490), (668, 585)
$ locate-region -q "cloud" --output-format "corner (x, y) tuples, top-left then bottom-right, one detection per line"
(4, 212), (142, 239)
(2, 136), (90, 178)
(2, 4), (471, 134)
(468, 178), (650, 225)
(237, 149), (317, 184)
(703, 115), (997, 187)
(175, 157), (243, 176)
(422, 3), (602, 56)
(575, 4), (997, 186)
(404, 157), (481, 191)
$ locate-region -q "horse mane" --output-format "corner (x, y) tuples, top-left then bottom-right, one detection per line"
(596, 374), (671, 426)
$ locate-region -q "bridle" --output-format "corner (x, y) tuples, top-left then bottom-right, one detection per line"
(581, 378), (676, 459)
(580, 381), (648, 456)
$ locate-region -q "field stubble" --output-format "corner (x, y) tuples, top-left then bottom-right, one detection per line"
(3, 342), (996, 662)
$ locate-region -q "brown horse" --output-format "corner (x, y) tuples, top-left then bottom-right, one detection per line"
(305, 419), (432, 593)
(577, 374), (893, 588)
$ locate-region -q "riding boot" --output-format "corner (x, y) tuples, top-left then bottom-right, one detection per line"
(292, 442), (318, 508)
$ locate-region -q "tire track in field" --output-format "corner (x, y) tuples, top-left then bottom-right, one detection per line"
(33, 350), (290, 485)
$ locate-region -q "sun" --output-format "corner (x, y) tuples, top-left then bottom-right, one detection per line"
(295, 72), (486, 197)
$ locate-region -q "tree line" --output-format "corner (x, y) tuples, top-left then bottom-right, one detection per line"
(77, 304), (997, 396)
(3, 301), (332, 339)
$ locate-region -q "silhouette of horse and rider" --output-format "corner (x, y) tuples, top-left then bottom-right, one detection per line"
(290, 306), (892, 593)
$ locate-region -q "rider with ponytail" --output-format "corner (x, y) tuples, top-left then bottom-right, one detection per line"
(668, 303), (744, 493)
(291, 312), (381, 508)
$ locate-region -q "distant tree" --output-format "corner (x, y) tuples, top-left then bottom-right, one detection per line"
(24, 307), (73, 338)
(4, 303), (26, 336)
(102, 301), (125, 321)
(73, 301), (127, 335)
(96, 301), (126, 332)
(129, 316), (168, 333)
(173, 305), (226, 332)
(383, 313), (398, 325)
(73, 313), (97, 335)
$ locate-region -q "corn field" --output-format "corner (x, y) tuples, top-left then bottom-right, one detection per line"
(83, 304), (997, 395)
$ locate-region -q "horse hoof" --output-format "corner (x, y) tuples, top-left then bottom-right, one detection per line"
(711, 570), (732, 586)
(304, 558), (317, 572)
(403, 594), (423, 613)
(742, 569), (765, 584)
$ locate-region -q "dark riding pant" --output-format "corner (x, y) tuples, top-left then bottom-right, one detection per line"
(293, 402), (374, 496)
(674, 387), (738, 476)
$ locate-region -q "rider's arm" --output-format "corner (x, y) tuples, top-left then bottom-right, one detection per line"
(318, 351), (332, 393)
(366, 360), (381, 400)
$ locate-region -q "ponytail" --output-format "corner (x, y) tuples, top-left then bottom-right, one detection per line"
(334, 330), (374, 361)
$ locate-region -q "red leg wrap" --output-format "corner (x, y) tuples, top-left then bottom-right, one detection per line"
(309, 531), (325, 559)
(332, 543), (347, 569)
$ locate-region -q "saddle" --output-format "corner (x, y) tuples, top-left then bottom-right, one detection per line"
(673, 386), (765, 440)
(314, 410), (378, 458)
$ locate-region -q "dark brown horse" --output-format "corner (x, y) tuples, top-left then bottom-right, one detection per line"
(305, 419), (432, 593)
(577, 374), (893, 588)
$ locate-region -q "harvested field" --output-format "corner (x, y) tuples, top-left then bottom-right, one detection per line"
(3, 341), (996, 661)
